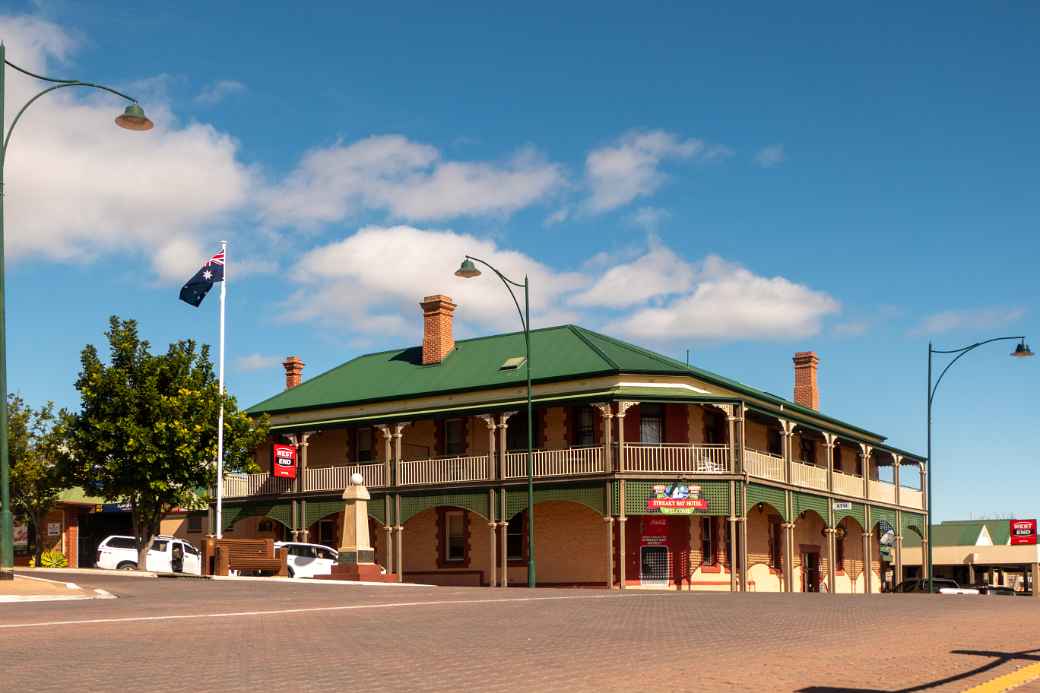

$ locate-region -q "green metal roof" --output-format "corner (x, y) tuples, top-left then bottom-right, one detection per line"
(904, 520), (1013, 547)
(246, 324), (899, 445)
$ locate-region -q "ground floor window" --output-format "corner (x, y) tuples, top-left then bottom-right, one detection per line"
(507, 512), (526, 562)
(701, 517), (716, 565)
(438, 508), (469, 567)
(769, 517), (783, 570)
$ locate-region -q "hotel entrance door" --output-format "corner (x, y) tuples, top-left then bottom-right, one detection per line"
(802, 551), (821, 592)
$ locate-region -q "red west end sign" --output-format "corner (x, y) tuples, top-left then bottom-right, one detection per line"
(1010, 519), (1037, 545)
(272, 444), (298, 479)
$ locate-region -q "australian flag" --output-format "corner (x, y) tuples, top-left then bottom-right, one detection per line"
(178, 249), (225, 307)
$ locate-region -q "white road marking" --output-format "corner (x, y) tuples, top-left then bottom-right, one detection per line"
(0, 593), (667, 630)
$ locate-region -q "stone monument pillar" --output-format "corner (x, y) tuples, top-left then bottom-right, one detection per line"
(323, 474), (390, 581)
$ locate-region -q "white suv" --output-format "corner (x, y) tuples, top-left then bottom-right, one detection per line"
(274, 542), (338, 578)
(95, 535), (202, 575)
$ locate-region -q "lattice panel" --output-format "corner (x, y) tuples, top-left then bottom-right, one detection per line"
(871, 506), (898, 532)
(621, 480), (729, 516)
(834, 502), (866, 530)
(398, 491), (490, 524)
(221, 502), (292, 532)
(504, 484), (605, 520)
(901, 511), (926, 538)
(747, 484), (788, 520)
(303, 498), (387, 526)
(793, 492), (830, 526)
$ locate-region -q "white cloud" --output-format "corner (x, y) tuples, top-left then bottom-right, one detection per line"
(583, 130), (716, 213)
(910, 307), (1026, 336)
(259, 136), (564, 228)
(286, 227), (840, 345)
(605, 255), (840, 341)
(235, 353), (284, 372)
(832, 320), (870, 338)
(630, 206), (671, 232)
(195, 79), (246, 105)
(754, 144), (785, 168)
(285, 225), (588, 335)
(570, 238), (694, 309)
(0, 15), (253, 280)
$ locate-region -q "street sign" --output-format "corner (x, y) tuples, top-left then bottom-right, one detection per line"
(1010, 519), (1037, 545)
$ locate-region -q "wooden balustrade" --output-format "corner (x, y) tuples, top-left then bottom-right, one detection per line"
(398, 455), (489, 486)
(222, 473), (293, 498)
(791, 461), (828, 491)
(503, 446), (603, 479)
(869, 479), (896, 504)
(743, 449), (784, 481)
(622, 443), (729, 473)
(305, 463), (387, 491)
(900, 488), (924, 509)
(832, 470), (863, 498)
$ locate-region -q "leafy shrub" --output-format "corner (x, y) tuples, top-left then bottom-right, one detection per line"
(29, 550), (69, 568)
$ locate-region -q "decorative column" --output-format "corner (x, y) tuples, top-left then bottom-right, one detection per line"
(591, 403), (613, 472)
(1032, 564), (1040, 600)
(376, 424), (392, 489)
(824, 527), (837, 594)
(618, 479), (627, 590)
(822, 432), (836, 493)
(864, 505), (873, 594)
(392, 424), (407, 584)
(479, 415), (497, 481)
(893, 533), (903, 586)
(498, 412), (515, 480)
(893, 455), (902, 507)
(298, 432), (313, 542)
(615, 401), (636, 473)
(383, 495), (394, 576)
(781, 522), (796, 592)
(859, 443), (873, 500)
(780, 419), (795, 483)
(604, 480), (615, 589)
(375, 425), (393, 565)
(488, 488), (497, 588)
(716, 404), (739, 474)
(285, 433), (301, 541)
(499, 489), (508, 588)
(728, 480), (738, 592)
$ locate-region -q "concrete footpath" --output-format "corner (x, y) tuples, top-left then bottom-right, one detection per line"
(0, 574), (115, 603)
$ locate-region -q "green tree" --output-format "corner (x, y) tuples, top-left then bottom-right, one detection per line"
(8, 395), (70, 567)
(65, 316), (268, 570)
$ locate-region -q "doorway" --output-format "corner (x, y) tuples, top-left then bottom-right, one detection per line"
(802, 550), (821, 592)
(640, 545), (670, 587)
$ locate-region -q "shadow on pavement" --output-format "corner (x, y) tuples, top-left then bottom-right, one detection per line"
(797, 647), (1040, 692)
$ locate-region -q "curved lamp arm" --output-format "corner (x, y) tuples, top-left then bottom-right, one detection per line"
(463, 254), (528, 332)
(1, 58), (143, 166)
(929, 336), (1026, 405)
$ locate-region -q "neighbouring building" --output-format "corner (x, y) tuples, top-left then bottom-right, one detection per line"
(219, 294), (928, 592)
(902, 519), (1040, 594)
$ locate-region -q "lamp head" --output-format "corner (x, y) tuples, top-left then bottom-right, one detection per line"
(454, 258), (481, 279)
(1012, 341), (1034, 358)
(115, 103), (154, 131)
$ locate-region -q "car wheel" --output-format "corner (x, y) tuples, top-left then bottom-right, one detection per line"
(117, 561), (137, 571)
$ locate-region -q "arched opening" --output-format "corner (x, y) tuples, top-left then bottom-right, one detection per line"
(793, 509), (828, 592)
(833, 515), (866, 593)
(400, 505), (490, 587)
(873, 518), (897, 592)
(509, 500), (607, 588)
(746, 501), (787, 592)
(225, 514), (289, 541)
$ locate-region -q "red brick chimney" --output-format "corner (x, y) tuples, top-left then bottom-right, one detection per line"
(282, 356), (305, 389)
(420, 294), (457, 365)
(793, 351), (820, 409)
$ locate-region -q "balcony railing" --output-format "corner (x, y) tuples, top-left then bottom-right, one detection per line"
(622, 443), (729, 474)
(791, 461), (828, 491)
(399, 455), (489, 487)
(869, 479), (896, 504)
(305, 463), (387, 491)
(900, 488), (924, 509)
(743, 448), (784, 482)
(832, 470), (863, 498)
(223, 473), (294, 498)
(504, 446), (604, 479)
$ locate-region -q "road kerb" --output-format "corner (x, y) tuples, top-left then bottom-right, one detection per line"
(964, 662), (1040, 693)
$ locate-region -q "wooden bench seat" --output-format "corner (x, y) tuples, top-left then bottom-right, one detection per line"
(202, 538), (288, 577)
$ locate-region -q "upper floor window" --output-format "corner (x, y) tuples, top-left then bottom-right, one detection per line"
(507, 413), (537, 451)
(356, 427), (374, 462)
(575, 407), (596, 446)
(833, 444), (843, 473)
(444, 418), (466, 456)
(800, 438), (817, 466)
(767, 428), (782, 456)
(704, 410), (726, 445)
(640, 404), (663, 444)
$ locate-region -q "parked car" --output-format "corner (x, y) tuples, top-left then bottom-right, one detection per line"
(892, 578), (979, 595)
(95, 535), (202, 575)
(973, 584), (1017, 596)
(274, 542), (339, 578)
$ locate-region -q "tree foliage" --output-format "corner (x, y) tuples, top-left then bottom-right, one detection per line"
(8, 395), (69, 567)
(65, 316), (269, 569)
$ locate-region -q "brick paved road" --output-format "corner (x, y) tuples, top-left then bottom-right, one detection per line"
(4, 571), (1040, 692)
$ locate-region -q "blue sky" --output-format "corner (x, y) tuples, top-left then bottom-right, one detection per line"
(1, 2), (1036, 521)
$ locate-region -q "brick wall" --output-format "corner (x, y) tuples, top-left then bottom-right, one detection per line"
(307, 429), (348, 468)
(542, 407), (567, 448)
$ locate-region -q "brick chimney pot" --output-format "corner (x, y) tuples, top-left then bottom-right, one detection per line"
(793, 351), (820, 410)
(283, 355), (305, 389)
(420, 295), (457, 365)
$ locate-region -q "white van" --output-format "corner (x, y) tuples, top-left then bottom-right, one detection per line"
(95, 535), (202, 575)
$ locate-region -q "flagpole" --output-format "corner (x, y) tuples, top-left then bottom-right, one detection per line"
(216, 240), (227, 539)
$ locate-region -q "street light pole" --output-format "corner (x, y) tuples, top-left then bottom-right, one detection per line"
(456, 256), (536, 587)
(0, 46), (152, 579)
(926, 336), (1032, 593)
